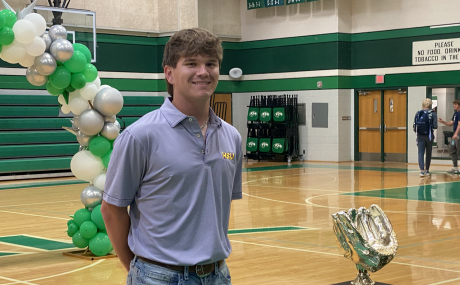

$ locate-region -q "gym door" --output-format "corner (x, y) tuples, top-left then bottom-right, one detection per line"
(359, 90), (407, 162)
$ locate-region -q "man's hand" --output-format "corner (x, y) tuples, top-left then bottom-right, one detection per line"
(438, 118), (444, 123)
(454, 134), (458, 140)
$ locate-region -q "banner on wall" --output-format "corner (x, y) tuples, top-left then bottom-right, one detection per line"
(247, 0), (317, 10)
(413, 38), (460, 65)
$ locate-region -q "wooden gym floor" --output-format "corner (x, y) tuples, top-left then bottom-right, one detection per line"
(1, 161), (460, 284)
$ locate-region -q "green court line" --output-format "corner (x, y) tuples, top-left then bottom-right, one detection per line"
(0, 235), (74, 251)
(0, 252), (19, 257)
(0, 180), (87, 191)
(228, 226), (308, 235)
(343, 182), (460, 204)
(243, 163), (414, 173)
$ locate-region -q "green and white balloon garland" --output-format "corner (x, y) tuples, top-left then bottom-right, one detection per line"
(0, 2), (124, 256)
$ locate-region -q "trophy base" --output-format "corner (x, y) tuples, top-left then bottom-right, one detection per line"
(332, 282), (391, 285)
(351, 271), (374, 285)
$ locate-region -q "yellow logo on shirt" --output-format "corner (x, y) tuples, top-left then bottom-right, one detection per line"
(222, 152), (235, 160)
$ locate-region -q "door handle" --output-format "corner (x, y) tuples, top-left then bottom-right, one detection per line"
(384, 124), (387, 133)
(379, 125), (381, 133)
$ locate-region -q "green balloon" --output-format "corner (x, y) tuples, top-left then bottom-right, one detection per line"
(72, 231), (90, 248)
(0, 45), (3, 54)
(57, 61), (64, 66)
(80, 221), (98, 239)
(73, 43), (92, 64)
(0, 10), (16, 28)
(109, 140), (114, 149)
(66, 85), (76, 93)
(90, 205), (106, 230)
(67, 221), (79, 237)
(73, 208), (92, 227)
(102, 150), (112, 169)
(89, 233), (112, 256)
(82, 63), (98, 82)
(0, 26), (14, 46)
(0, 11), (5, 29)
(71, 73), (87, 89)
(89, 136), (111, 157)
(46, 81), (64, 96)
(49, 66), (72, 89)
(64, 51), (87, 73)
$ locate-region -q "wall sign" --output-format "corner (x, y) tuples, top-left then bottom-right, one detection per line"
(247, 0), (265, 9)
(413, 38), (460, 65)
(286, 0), (305, 4)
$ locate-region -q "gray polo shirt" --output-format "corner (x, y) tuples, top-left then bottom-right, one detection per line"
(103, 98), (242, 266)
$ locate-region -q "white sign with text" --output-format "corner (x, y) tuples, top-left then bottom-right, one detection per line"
(413, 38), (460, 65)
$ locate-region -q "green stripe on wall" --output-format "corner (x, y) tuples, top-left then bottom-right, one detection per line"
(0, 252), (19, 257)
(0, 235), (74, 250)
(0, 180), (86, 191)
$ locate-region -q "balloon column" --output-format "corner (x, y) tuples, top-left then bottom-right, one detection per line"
(0, 2), (124, 256)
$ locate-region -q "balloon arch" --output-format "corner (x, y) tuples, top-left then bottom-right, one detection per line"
(0, 1), (120, 256)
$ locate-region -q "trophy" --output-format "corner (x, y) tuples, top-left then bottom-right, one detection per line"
(331, 204), (398, 285)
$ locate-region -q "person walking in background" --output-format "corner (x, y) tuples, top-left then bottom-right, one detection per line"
(438, 99), (460, 174)
(414, 98), (437, 177)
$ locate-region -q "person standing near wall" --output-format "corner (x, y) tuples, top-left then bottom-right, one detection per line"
(438, 99), (460, 174)
(101, 28), (243, 285)
(413, 98), (438, 177)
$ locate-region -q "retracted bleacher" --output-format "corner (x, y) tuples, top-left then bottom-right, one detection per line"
(0, 94), (164, 177)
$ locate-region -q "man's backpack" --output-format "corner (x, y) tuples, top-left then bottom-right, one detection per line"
(414, 110), (432, 135)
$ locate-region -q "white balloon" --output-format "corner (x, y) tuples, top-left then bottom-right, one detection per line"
(58, 94), (67, 105)
(99, 85), (111, 91)
(81, 83), (99, 100)
(61, 104), (71, 114)
(19, 53), (36, 67)
(24, 13), (47, 37)
(92, 77), (101, 89)
(93, 173), (107, 191)
(70, 150), (104, 182)
(26, 37), (46, 57)
(69, 97), (90, 115)
(12, 19), (37, 44)
(69, 89), (82, 102)
(1, 41), (26, 63)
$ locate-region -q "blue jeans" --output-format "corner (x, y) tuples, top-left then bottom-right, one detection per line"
(127, 256), (232, 285)
(417, 135), (433, 171)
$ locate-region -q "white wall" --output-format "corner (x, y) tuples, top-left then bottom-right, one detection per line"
(352, 0), (460, 33)
(233, 89), (353, 162)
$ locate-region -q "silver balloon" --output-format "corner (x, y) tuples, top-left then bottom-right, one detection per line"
(114, 120), (121, 130)
(332, 204), (398, 285)
(34, 52), (57, 76)
(50, 39), (74, 62)
(79, 109), (105, 136)
(48, 25), (67, 41)
(80, 185), (103, 208)
(26, 66), (48, 86)
(104, 115), (116, 123)
(73, 115), (80, 128)
(93, 88), (124, 117)
(76, 130), (92, 146)
(101, 122), (120, 140)
(40, 33), (52, 52)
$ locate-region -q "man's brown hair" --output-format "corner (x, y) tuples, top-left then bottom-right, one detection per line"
(162, 28), (223, 96)
(454, 99), (460, 105)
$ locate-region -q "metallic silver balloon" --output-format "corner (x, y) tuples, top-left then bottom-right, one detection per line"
(40, 33), (52, 52)
(78, 109), (105, 136)
(93, 88), (124, 117)
(34, 52), (57, 76)
(73, 115), (80, 128)
(76, 130), (92, 146)
(104, 115), (116, 123)
(48, 25), (67, 41)
(50, 39), (74, 62)
(114, 120), (121, 130)
(26, 66), (48, 86)
(80, 185), (103, 208)
(332, 204), (398, 285)
(101, 122), (120, 140)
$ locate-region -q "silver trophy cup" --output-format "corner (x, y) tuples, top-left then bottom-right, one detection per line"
(331, 204), (398, 285)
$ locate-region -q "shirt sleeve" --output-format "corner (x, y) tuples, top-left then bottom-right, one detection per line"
(103, 129), (147, 207)
(232, 132), (243, 200)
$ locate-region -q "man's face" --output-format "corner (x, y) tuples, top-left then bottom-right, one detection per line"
(165, 54), (219, 102)
(454, 103), (460, 111)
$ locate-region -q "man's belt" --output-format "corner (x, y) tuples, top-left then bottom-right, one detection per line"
(138, 256), (223, 276)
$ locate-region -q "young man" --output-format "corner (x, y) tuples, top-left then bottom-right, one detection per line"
(438, 99), (460, 174)
(101, 28), (243, 285)
(413, 98), (437, 177)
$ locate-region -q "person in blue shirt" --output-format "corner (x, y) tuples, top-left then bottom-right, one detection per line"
(101, 28), (243, 285)
(438, 99), (460, 174)
(413, 98), (437, 177)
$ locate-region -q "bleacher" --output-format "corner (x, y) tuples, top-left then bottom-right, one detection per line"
(0, 94), (164, 176)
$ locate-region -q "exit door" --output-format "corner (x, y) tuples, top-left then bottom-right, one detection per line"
(358, 90), (407, 162)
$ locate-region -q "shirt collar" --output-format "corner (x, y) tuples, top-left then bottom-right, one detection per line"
(160, 97), (222, 128)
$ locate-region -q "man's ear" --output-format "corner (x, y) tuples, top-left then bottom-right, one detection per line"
(164, 65), (174, 85)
